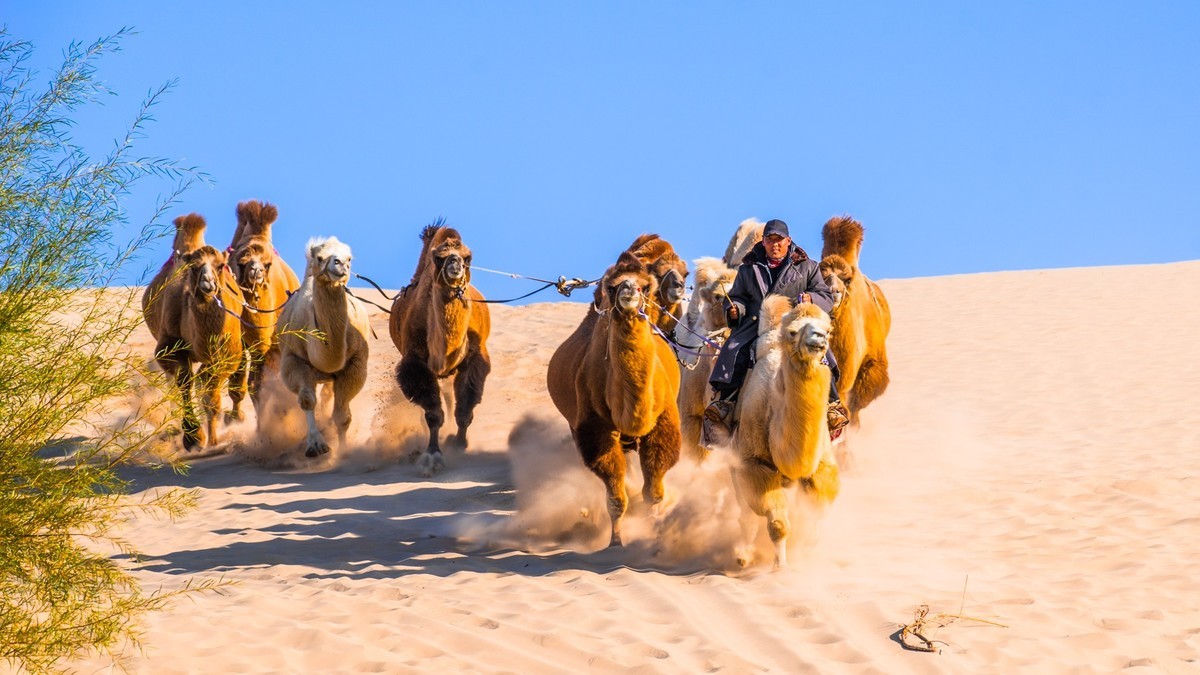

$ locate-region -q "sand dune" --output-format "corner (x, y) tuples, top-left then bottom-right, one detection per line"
(71, 260), (1200, 673)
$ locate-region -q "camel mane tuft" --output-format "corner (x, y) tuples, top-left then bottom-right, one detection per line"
(819, 254), (854, 284)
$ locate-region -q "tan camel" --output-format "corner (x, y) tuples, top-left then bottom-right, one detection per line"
(142, 236), (244, 451)
(277, 236), (370, 458)
(722, 217), (764, 266)
(731, 296), (840, 568)
(389, 222), (492, 477)
(677, 256), (738, 461)
(819, 216), (891, 424)
(225, 200), (301, 422)
(547, 250), (682, 547)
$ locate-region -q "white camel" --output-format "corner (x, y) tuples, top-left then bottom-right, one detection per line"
(277, 236), (370, 458)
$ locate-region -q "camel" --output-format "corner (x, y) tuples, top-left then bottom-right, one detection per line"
(389, 222), (492, 477)
(277, 236), (370, 459)
(143, 213), (208, 331)
(141, 232), (244, 451)
(731, 296), (840, 568)
(547, 249), (682, 547)
(225, 200), (301, 422)
(819, 216), (891, 424)
(676, 256), (738, 461)
(722, 217), (764, 266)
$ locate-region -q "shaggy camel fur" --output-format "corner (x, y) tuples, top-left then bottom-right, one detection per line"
(548, 250), (682, 547)
(142, 241), (244, 450)
(226, 200), (301, 422)
(277, 237), (370, 458)
(677, 256), (738, 461)
(389, 222), (492, 477)
(732, 296), (840, 568)
(722, 217), (764, 266)
(819, 216), (892, 424)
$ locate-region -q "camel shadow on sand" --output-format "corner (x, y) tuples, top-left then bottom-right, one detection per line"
(115, 448), (727, 581)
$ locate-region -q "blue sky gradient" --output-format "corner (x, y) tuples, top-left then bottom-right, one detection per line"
(7, 3), (1199, 301)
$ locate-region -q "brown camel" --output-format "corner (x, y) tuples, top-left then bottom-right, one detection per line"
(142, 213), (208, 334)
(389, 222), (492, 476)
(547, 249), (682, 547)
(676, 256), (738, 461)
(277, 236), (370, 459)
(731, 296), (840, 568)
(142, 235), (244, 451)
(819, 216), (891, 424)
(225, 200), (301, 422)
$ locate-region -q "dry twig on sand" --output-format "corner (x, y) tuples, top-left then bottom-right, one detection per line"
(896, 577), (1008, 653)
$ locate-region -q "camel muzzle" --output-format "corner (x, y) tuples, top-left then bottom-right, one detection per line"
(615, 281), (642, 312)
(245, 261), (266, 287)
(443, 255), (465, 281)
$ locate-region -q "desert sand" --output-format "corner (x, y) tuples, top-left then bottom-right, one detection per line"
(70, 259), (1199, 673)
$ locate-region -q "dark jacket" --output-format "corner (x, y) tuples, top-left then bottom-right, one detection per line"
(709, 241), (834, 388)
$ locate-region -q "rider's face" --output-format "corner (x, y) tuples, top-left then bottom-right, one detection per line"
(763, 234), (790, 260)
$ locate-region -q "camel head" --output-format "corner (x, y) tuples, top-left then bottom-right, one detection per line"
(233, 238), (275, 295)
(306, 236), (353, 287)
(780, 302), (833, 363)
(180, 246), (230, 303)
(819, 254), (855, 309)
(693, 257), (738, 330)
(603, 251), (658, 319)
(627, 234), (687, 314)
(426, 227), (473, 290)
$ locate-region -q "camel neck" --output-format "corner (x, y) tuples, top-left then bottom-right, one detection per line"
(425, 281), (471, 376)
(776, 356), (830, 479)
(313, 280), (350, 345)
(604, 310), (661, 436)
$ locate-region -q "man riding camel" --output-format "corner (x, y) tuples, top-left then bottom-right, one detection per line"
(703, 218), (851, 445)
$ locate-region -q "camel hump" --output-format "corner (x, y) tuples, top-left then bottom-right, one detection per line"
(819, 254), (854, 283)
(172, 213), (208, 255)
(692, 257), (729, 288)
(234, 200), (279, 245)
(628, 233), (673, 264)
(821, 216), (864, 269)
(724, 218), (764, 266)
(759, 294), (793, 336)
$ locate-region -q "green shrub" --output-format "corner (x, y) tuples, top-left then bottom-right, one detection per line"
(1, 28), (217, 672)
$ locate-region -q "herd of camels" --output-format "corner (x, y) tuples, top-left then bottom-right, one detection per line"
(141, 201), (891, 567)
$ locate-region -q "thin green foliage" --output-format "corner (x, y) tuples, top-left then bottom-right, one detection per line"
(0, 28), (221, 672)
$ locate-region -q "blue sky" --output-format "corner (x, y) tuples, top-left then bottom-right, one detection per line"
(7, 3), (1199, 301)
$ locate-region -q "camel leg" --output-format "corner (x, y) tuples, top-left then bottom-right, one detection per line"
(637, 407), (682, 508)
(848, 355), (890, 425)
(332, 353), (367, 453)
(396, 354), (444, 476)
(733, 459), (790, 569)
(227, 347), (249, 423)
(159, 340), (203, 451)
(447, 349), (491, 451)
(282, 352), (329, 458)
(195, 365), (224, 448)
(577, 416), (627, 547)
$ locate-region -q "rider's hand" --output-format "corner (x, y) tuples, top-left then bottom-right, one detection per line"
(797, 292), (812, 304)
(727, 305), (740, 322)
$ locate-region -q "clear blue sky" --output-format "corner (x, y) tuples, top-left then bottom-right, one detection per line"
(8, 3), (1199, 301)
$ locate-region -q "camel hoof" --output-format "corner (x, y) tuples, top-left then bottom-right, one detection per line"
(304, 440), (331, 458)
(418, 451), (444, 477)
(444, 434), (467, 452)
(224, 408), (244, 425)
